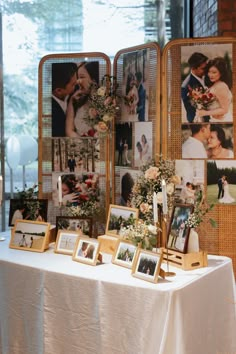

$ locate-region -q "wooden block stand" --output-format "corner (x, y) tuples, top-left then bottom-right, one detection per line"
(162, 248), (208, 270)
(98, 235), (119, 254)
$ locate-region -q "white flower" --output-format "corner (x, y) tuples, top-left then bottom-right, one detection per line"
(166, 183), (175, 195)
(97, 86), (106, 96)
(147, 224), (157, 234)
(102, 114), (113, 122)
(156, 192), (163, 204)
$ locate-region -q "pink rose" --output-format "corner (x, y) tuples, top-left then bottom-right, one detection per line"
(140, 203), (150, 213)
(96, 121), (108, 133)
(170, 175), (181, 185)
(144, 166), (159, 180)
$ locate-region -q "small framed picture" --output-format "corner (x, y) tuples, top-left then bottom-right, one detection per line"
(106, 204), (139, 237)
(9, 219), (51, 253)
(54, 230), (82, 255)
(72, 237), (100, 266)
(131, 248), (163, 283)
(167, 204), (194, 253)
(56, 216), (92, 237)
(112, 240), (137, 269)
(9, 199), (48, 227)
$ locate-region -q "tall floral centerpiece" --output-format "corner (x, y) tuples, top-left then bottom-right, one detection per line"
(83, 75), (119, 136)
(119, 158), (181, 249)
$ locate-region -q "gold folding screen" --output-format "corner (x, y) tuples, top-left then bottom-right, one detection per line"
(162, 37), (236, 274)
(38, 52), (111, 231)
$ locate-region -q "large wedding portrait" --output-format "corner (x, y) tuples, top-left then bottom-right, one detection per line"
(181, 43), (233, 124)
(207, 160), (236, 205)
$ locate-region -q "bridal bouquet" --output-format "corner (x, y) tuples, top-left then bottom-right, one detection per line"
(83, 75), (119, 136)
(188, 86), (216, 110)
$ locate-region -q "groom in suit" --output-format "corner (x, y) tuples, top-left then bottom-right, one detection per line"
(181, 52), (210, 123)
(217, 175), (225, 199)
(52, 63), (78, 137)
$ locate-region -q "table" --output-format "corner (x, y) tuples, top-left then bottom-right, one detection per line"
(0, 232), (236, 354)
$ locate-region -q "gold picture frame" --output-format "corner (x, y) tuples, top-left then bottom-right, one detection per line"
(72, 236), (100, 266)
(106, 204), (139, 237)
(54, 230), (82, 255)
(112, 240), (137, 269)
(9, 219), (51, 253)
(131, 248), (163, 283)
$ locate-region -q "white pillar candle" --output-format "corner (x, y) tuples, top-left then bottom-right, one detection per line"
(153, 192), (158, 223)
(58, 176), (62, 204)
(162, 179), (168, 215)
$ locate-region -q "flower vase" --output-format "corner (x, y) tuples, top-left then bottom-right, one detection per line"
(187, 228), (199, 253)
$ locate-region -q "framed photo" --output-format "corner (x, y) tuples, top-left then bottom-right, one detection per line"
(131, 249), (163, 283)
(72, 237), (100, 266)
(56, 216), (92, 236)
(106, 204), (139, 237)
(9, 219), (51, 253)
(167, 204), (194, 253)
(54, 230), (81, 255)
(9, 199), (48, 227)
(112, 240), (137, 269)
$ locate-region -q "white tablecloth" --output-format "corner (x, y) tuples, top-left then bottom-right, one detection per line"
(0, 232), (236, 354)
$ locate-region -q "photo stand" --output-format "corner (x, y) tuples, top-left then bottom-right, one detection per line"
(162, 248), (208, 270)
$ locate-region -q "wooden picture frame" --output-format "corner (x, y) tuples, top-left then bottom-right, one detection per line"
(9, 219), (51, 253)
(112, 240), (137, 269)
(131, 248), (163, 283)
(106, 204), (139, 237)
(56, 216), (92, 237)
(54, 230), (82, 255)
(167, 204), (194, 253)
(9, 199), (48, 227)
(72, 237), (100, 266)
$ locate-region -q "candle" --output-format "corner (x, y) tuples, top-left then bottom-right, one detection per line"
(0, 175), (2, 205)
(153, 192), (158, 223)
(58, 176), (62, 204)
(162, 179), (168, 215)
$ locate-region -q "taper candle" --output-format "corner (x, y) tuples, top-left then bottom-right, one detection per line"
(153, 192), (158, 223)
(58, 176), (62, 204)
(162, 179), (168, 215)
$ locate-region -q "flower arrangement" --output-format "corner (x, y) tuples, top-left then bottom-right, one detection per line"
(188, 85), (216, 110)
(83, 75), (119, 136)
(130, 158), (181, 224)
(119, 220), (160, 250)
(184, 191), (217, 229)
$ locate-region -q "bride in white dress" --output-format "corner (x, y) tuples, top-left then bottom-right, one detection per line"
(219, 177), (235, 204)
(196, 57), (232, 123)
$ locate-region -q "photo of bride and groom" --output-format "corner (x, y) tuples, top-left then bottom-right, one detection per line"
(181, 43), (233, 124)
(207, 161), (236, 205)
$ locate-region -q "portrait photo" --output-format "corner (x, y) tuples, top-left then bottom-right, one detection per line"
(52, 171), (99, 206)
(9, 199), (48, 227)
(134, 121), (152, 167)
(119, 168), (141, 207)
(181, 43), (233, 124)
(121, 49), (149, 122)
(112, 240), (137, 269)
(167, 204), (193, 253)
(72, 237), (100, 266)
(115, 122), (133, 167)
(106, 204), (139, 237)
(182, 123), (234, 159)
(54, 230), (80, 255)
(9, 220), (51, 252)
(52, 137), (100, 173)
(56, 216), (92, 236)
(131, 249), (163, 283)
(174, 159), (204, 204)
(207, 160), (236, 205)
(52, 61), (99, 138)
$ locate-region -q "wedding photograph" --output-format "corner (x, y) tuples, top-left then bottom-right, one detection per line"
(207, 160), (236, 205)
(52, 137), (100, 173)
(182, 123), (234, 159)
(121, 49), (149, 122)
(181, 43), (233, 124)
(112, 240), (137, 269)
(106, 204), (139, 236)
(115, 122), (133, 167)
(54, 230), (80, 255)
(131, 249), (163, 283)
(134, 122), (152, 167)
(167, 204), (193, 253)
(174, 159), (204, 204)
(119, 168), (141, 207)
(72, 237), (100, 265)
